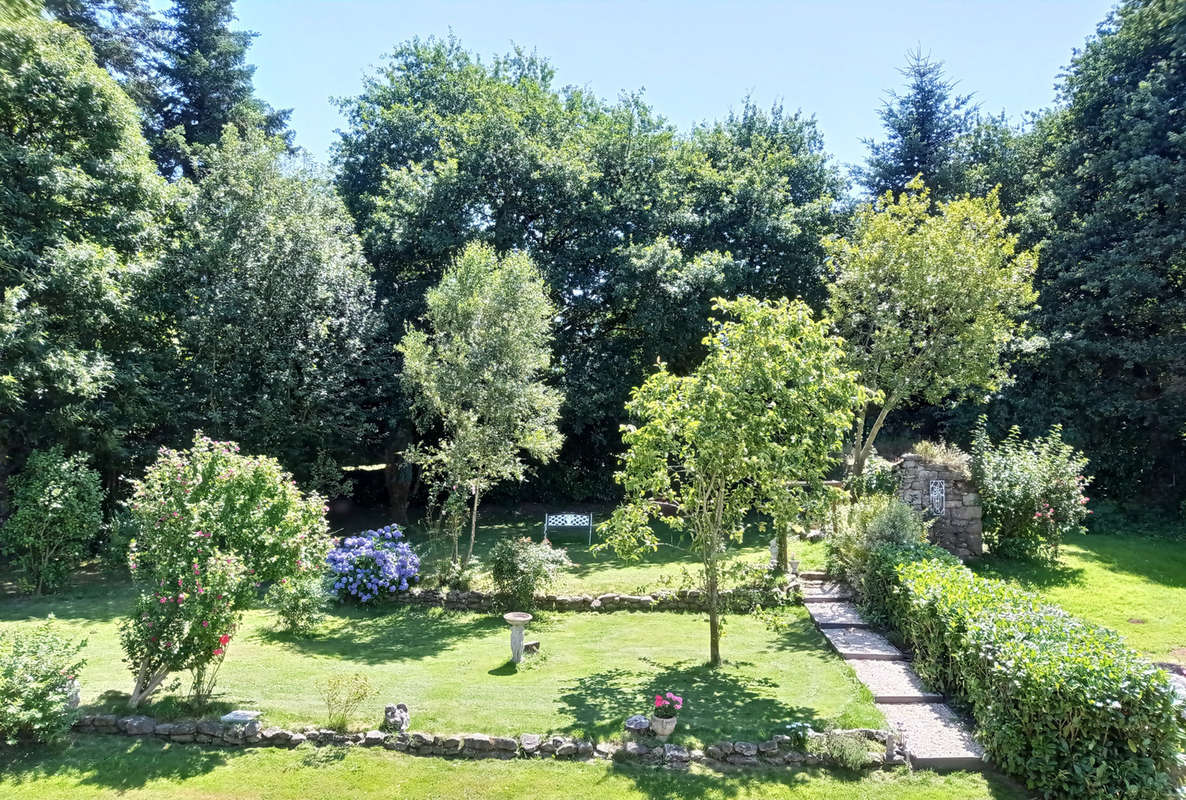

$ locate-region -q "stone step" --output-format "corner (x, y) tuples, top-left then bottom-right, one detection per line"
(805, 601), (870, 629)
(849, 660), (943, 704)
(821, 626), (904, 661)
(798, 570), (829, 581)
(879, 702), (984, 771)
(801, 581), (853, 603)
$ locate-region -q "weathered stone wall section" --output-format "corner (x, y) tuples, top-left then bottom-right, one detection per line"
(71, 715), (903, 771)
(391, 584), (799, 614)
(894, 454), (983, 559)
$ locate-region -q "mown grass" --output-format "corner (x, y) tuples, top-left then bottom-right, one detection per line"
(970, 521), (1186, 664)
(0, 581), (879, 745)
(0, 736), (1025, 800)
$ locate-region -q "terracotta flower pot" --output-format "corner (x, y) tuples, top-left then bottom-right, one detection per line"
(650, 714), (677, 740)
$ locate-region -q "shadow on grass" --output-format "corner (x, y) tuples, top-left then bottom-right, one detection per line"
(557, 657), (827, 746)
(253, 604), (500, 665)
(970, 554), (1086, 589)
(81, 689), (238, 722)
(0, 572), (131, 624)
(0, 735), (246, 792)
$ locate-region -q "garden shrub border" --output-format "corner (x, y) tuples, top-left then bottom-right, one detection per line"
(858, 541), (1186, 799)
(392, 583), (800, 613)
(70, 713), (901, 771)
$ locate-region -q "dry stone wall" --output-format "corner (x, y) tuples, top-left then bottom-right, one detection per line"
(895, 453), (983, 559)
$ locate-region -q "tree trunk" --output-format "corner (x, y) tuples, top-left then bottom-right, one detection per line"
(776, 525), (789, 574)
(383, 428), (417, 524)
(851, 395), (899, 478)
(463, 488), (481, 567)
(707, 563), (721, 666)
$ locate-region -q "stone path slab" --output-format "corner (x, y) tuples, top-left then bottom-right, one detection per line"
(801, 580), (853, 603)
(878, 702), (984, 771)
(798, 570), (828, 581)
(849, 660), (943, 704)
(820, 626), (904, 660)
(805, 600), (870, 629)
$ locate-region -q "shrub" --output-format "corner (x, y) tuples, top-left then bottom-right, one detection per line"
(844, 451), (898, 498)
(120, 433), (332, 708)
(327, 524), (420, 604)
(266, 572), (329, 634)
(809, 730), (872, 770)
(321, 672), (372, 731)
(0, 447), (102, 594)
(487, 537), (569, 609)
(912, 439), (970, 477)
(861, 544), (1184, 799)
(825, 495), (930, 595)
(0, 620), (86, 744)
(971, 421), (1091, 561)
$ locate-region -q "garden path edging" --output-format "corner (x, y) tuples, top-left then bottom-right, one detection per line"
(392, 583), (800, 614)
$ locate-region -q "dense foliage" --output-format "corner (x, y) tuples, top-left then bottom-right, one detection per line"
(149, 127), (384, 478)
(400, 243), (562, 564)
(1008, 0), (1186, 501)
(0, 17), (165, 514)
(827, 180), (1037, 477)
(326, 525), (420, 604)
(334, 38), (845, 499)
(603, 297), (867, 664)
(487, 536), (569, 609)
(824, 495), (929, 597)
(971, 422), (1091, 561)
(0, 620), (86, 744)
(121, 434), (331, 707)
(0, 447), (103, 594)
(861, 542), (1184, 799)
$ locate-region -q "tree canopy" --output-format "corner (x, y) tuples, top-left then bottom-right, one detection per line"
(602, 297), (867, 664)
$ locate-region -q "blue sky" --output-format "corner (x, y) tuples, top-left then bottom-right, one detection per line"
(228, 0), (1117, 171)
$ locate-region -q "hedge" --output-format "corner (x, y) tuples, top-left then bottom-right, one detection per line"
(860, 542), (1185, 799)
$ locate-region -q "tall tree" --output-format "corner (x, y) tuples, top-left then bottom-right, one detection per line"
(827, 180), (1038, 476)
(334, 38), (845, 502)
(858, 50), (977, 200)
(0, 17), (166, 514)
(150, 0), (289, 178)
(602, 297), (866, 665)
(147, 127), (383, 480)
(42, 0), (162, 113)
(400, 242), (563, 565)
(1011, 0), (1186, 500)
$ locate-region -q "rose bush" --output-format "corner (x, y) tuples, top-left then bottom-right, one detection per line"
(120, 433), (331, 708)
(971, 420), (1091, 561)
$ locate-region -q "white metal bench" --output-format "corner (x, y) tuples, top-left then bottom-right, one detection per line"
(543, 512), (594, 546)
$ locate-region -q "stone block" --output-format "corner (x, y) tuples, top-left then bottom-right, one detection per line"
(519, 733), (541, 753)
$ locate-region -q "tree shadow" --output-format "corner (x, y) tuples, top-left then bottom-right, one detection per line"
(556, 657), (828, 746)
(1069, 533), (1186, 588)
(0, 735), (246, 791)
(80, 689), (237, 722)
(970, 554), (1086, 589)
(252, 605), (500, 665)
(0, 573), (132, 624)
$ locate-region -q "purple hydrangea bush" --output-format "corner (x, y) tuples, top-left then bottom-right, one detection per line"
(327, 525), (420, 603)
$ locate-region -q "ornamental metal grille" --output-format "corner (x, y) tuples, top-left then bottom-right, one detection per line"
(929, 480), (946, 516)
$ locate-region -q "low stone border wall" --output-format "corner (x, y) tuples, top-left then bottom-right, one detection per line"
(393, 583), (800, 614)
(72, 715), (903, 771)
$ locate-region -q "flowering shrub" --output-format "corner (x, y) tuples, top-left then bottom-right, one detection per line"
(327, 525), (420, 604)
(971, 421), (1091, 561)
(652, 691), (683, 719)
(0, 447), (103, 595)
(0, 619), (86, 744)
(825, 495), (929, 595)
(120, 433), (332, 708)
(488, 536), (569, 609)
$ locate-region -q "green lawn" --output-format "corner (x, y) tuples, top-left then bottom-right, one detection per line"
(970, 528), (1186, 664)
(0, 581), (879, 747)
(0, 736), (1024, 800)
(336, 507), (829, 596)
